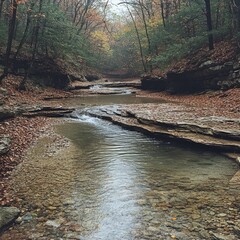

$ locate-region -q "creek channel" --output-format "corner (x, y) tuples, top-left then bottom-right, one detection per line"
(2, 94), (240, 240)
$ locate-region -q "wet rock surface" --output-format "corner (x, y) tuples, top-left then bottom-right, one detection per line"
(83, 103), (240, 153)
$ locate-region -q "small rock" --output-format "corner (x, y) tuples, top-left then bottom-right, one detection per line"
(30, 233), (44, 238)
(211, 232), (232, 240)
(0, 207), (20, 230)
(147, 226), (159, 232)
(137, 199), (147, 205)
(45, 220), (61, 228)
(22, 212), (33, 222)
(0, 136), (11, 155)
(192, 213), (201, 220)
(15, 217), (22, 224)
(48, 206), (57, 210)
(217, 213), (227, 217)
(0, 88), (8, 96)
(63, 199), (75, 206)
(199, 230), (210, 239)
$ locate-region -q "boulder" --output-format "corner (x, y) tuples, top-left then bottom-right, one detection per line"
(85, 74), (100, 82)
(166, 61), (235, 93)
(0, 136), (11, 155)
(0, 207), (20, 231)
(0, 108), (16, 121)
(141, 75), (167, 91)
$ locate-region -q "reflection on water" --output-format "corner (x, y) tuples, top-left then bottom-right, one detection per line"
(60, 117), (236, 183)
(55, 116), (238, 240)
(2, 113), (239, 240)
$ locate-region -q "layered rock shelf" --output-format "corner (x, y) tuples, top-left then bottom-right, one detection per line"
(83, 103), (240, 156)
(141, 58), (240, 93)
(0, 105), (75, 120)
(69, 79), (141, 91)
(22, 106), (75, 118)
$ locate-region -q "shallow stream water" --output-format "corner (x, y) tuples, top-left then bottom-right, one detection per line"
(1, 94), (240, 240)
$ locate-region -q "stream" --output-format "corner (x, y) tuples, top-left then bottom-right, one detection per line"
(1, 94), (240, 240)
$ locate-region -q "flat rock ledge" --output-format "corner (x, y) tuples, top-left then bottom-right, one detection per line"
(0, 207), (20, 232)
(0, 106), (75, 121)
(22, 106), (75, 118)
(83, 103), (240, 158)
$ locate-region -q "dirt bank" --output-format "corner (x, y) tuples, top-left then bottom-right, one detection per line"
(0, 75), (70, 206)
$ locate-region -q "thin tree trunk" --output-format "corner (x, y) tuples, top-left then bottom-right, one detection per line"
(0, 0), (18, 83)
(204, 0), (214, 50)
(127, 6), (147, 73)
(233, 0), (240, 32)
(160, 0), (166, 28)
(139, 0), (152, 72)
(215, 0), (220, 29)
(0, 0), (5, 19)
(13, 13), (31, 61)
(19, 0), (43, 90)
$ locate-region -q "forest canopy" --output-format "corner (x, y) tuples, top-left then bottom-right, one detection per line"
(0, 0), (239, 79)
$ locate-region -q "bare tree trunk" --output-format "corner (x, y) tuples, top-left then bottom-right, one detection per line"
(231, 0), (240, 32)
(0, 0), (5, 19)
(3, 0), (10, 23)
(0, 0), (18, 83)
(138, 0), (152, 72)
(160, 0), (166, 28)
(19, 0), (43, 90)
(127, 6), (147, 73)
(204, 0), (214, 50)
(215, 0), (220, 29)
(13, 12), (31, 61)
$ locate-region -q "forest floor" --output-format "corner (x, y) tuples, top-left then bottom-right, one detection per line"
(138, 88), (240, 119)
(0, 75), (70, 206)
(0, 75), (240, 206)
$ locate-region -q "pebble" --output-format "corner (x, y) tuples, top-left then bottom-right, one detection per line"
(15, 217), (22, 224)
(211, 232), (232, 240)
(22, 212), (33, 222)
(48, 206), (57, 210)
(45, 220), (61, 228)
(209, 211), (215, 215)
(63, 199), (75, 206)
(218, 213), (227, 217)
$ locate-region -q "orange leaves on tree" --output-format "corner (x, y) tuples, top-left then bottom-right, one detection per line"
(16, 0), (28, 4)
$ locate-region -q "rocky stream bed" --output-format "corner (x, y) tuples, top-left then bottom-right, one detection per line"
(1, 118), (240, 240)
(0, 78), (240, 239)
